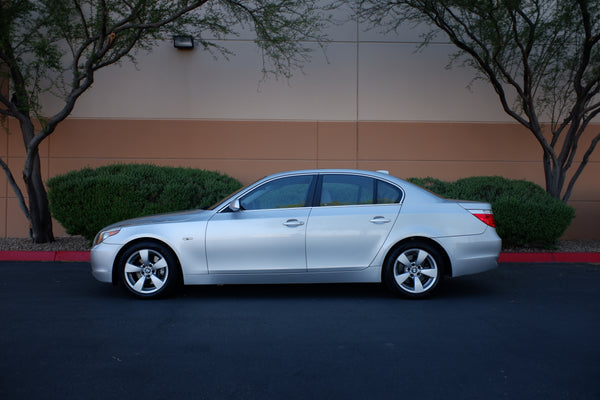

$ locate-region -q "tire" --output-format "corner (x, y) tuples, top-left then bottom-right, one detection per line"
(383, 241), (445, 299)
(118, 241), (181, 299)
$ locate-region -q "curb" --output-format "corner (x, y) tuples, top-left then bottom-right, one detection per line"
(498, 252), (600, 263)
(0, 251), (599, 263)
(0, 251), (90, 262)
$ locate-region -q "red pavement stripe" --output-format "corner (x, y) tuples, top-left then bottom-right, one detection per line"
(498, 252), (600, 263)
(551, 252), (600, 263)
(0, 251), (56, 261)
(0, 251), (90, 262)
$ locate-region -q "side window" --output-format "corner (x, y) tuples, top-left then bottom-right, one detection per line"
(320, 175), (374, 206)
(240, 175), (313, 210)
(377, 180), (403, 204)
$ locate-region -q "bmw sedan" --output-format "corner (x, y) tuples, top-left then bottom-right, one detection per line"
(91, 169), (501, 299)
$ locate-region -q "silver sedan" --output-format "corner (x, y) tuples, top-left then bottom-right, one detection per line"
(91, 169), (501, 299)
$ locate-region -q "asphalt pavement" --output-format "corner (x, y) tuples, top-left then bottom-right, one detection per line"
(1, 261), (599, 399)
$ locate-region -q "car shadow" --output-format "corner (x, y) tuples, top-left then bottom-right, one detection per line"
(89, 277), (500, 301)
(436, 277), (499, 298)
(175, 277), (499, 300)
(177, 282), (390, 300)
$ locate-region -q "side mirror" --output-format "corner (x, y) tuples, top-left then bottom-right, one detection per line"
(229, 199), (241, 212)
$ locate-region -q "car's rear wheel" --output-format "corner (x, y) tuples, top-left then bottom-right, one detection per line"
(118, 241), (180, 299)
(383, 241), (445, 298)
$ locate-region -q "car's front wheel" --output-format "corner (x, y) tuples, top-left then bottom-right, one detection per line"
(118, 241), (180, 299)
(383, 241), (445, 298)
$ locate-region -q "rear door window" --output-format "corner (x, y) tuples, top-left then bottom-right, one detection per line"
(319, 174), (403, 206)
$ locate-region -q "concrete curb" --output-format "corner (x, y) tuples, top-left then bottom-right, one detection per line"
(0, 251), (599, 263)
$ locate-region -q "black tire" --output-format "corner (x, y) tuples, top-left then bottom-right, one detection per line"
(117, 241), (181, 299)
(383, 241), (445, 299)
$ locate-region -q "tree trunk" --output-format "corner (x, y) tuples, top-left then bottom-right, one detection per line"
(24, 150), (54, 243)
(543, 151), (564, 201)
(18, 114), (55, 243)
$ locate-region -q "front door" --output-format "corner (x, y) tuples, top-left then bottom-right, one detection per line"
(206, 174), (315, 273)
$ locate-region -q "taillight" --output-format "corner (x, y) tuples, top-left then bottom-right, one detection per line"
(472, 212), (495, 227)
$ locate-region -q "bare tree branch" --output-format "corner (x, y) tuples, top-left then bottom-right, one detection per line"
(563, 130), (600, 202)
(0, 157), (30, 220)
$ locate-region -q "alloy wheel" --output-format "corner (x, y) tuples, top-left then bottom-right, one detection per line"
(123, 248), (170, 296)
(393, 248), (439, 294)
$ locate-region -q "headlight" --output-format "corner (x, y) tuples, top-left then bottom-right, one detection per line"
(94, 229), (121, 246)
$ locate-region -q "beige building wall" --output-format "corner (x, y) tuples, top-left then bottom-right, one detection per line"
(2, 118), (598, 239)
(2, 13), (599, 239)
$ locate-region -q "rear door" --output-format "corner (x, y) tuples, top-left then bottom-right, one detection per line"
(306, 174), (403, 271)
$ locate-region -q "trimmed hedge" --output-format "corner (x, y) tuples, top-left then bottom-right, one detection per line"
(407, 176), (575, 248)
(47, 164), (242, 241)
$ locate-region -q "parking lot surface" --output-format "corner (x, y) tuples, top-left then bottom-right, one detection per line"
(1, 261), (599, 399)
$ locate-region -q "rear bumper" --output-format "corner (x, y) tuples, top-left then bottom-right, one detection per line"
(437, 228), (502, 278)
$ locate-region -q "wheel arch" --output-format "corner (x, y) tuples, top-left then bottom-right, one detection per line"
(382, 237), (452, 281)
(112, 237), (182, 285)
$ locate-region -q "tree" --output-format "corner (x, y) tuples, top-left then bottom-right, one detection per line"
(355, 0), (600, 202)
(0, 0), (331, 243)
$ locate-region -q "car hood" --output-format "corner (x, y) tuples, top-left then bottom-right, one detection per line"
(104, 209), (211, 230)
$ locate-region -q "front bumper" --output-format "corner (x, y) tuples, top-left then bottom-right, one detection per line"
(90, 243), (122, 283)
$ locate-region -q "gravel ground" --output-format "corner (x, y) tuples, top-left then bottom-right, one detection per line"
(1, 236), (599, 252)
(501, 240), (600, 252)
(0, 237), (91, 251)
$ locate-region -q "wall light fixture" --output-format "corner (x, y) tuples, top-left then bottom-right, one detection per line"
(173, 35), (194, 50)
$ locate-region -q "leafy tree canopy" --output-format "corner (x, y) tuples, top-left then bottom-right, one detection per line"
(1, 0), (329, 117)
(0, 0), (333, 242)
(356, 0), (600, 202)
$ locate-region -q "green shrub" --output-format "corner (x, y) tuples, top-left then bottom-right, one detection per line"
(47, 164), (242, 241)
(406, 177), (451, 196)
(408, 176), (575, 248)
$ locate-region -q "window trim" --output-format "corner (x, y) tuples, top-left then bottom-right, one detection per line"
(216, 171), (405, 213)
(313, 173), (404, 207)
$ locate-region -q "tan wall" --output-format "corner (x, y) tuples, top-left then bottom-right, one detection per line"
(2, 118), (599, 239)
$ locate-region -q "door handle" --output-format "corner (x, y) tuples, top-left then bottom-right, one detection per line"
(370, 216), (391, 224)
(283, 219), (305, 227)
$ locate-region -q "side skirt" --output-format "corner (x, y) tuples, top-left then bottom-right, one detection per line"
(183, 267), (382, 285)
